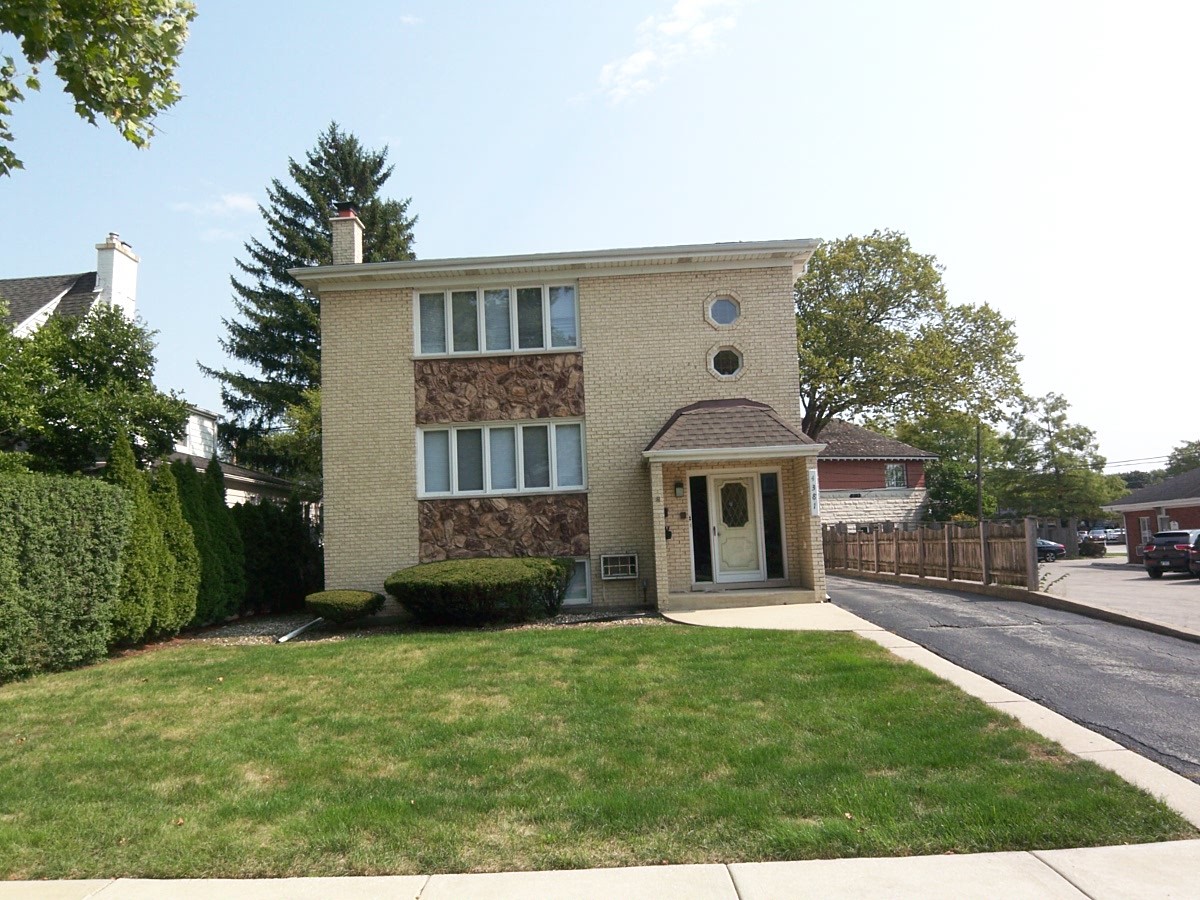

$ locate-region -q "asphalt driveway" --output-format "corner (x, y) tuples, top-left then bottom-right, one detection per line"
(829, 575), (1200, 783)
(1040, 556), (1200, 638)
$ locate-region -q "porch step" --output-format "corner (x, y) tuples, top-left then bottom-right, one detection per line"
(663, 588), (821, 612)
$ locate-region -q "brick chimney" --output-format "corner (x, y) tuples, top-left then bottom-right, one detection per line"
(330, 202), (363, 265)
(95, 232), (139, 320)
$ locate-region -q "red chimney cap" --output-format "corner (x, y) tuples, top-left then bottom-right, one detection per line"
(334, 201), (359, 217)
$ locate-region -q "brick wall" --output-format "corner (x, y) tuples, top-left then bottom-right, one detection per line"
(1120, 505), (1200, 562)
(580, 266), (815, 607)
(320, 286), (417, 590)
(818, 459), (927, 489)
(819, 489), (929, 526)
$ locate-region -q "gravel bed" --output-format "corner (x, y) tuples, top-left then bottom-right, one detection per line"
(188, 610), (667, 646)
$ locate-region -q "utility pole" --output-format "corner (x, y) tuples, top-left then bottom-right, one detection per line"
(976, 419), (983, 522)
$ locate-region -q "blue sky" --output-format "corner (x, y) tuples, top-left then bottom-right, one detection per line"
(0, 1), (1195, 470)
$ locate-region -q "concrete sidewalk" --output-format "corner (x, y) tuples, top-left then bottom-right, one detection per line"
(4, 840), (1199, 899)
(6, 601), (1199, 899)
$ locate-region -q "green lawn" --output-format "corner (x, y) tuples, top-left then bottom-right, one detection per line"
(0, 624), (1193, 878)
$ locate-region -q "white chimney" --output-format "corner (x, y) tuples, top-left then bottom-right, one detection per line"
(95, 232), (139, 320)
(330, 202), (363, 266)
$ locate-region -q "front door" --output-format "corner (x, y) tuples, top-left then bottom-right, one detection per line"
(711, 475), (764, 582)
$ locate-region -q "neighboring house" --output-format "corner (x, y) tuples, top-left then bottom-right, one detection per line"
(0, 233), (138, 334)
(1103, 467), (1200, 563)
(2, 235), (292, 506)
(291, 207), (827, 611)
(816, 419), (936, 525)
(169, 406), (295, 507)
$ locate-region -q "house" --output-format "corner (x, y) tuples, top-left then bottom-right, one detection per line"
(1103, 467), (1200, 563)
(169, 406), (295, 507)
(1, 235), (293, 506)
(815, 419), (936, 525)
(290, 206), (827, 611)
(1, 233), (138, 334)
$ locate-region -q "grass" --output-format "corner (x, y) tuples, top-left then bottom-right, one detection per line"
(0, 624), (1193, 878)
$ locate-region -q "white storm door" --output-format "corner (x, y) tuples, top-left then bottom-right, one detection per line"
(711, 475), (765, 582)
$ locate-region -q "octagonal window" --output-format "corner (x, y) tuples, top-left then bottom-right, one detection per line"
(708, 295), (740, 326)
(712, 347), (742, 377)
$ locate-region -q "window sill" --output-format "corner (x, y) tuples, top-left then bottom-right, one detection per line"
(415, 347), (583, 361)
(417, 488), (589, 501)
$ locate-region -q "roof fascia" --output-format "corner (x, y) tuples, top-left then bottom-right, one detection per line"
(644, 444), (825, 462)
(1103, 496), (1200, 513)
(289, 240), (820, 292)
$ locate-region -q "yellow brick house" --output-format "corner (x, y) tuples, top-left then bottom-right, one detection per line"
(290, 206), (826, 611)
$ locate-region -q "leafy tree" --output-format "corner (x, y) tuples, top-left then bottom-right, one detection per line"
(202, 122), (417, 480)
(0, 304), (188, 472)
(103, 430), (163, 643)
(0, 0), (196, 176)
(1165, 440), (1200, 477)
(1120, 469), (1164, 491)
(149, 463), (199, 634)
(794, 230), (1023, 438)
(894, 410), (1001, 520)
(991, 393), (1127, 521)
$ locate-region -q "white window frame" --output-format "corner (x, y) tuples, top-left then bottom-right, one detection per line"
(417, 418), (587, 498)
(884, 462), (908, 488)
(563, 558), (591, 606)
(414, 284), (580, 357)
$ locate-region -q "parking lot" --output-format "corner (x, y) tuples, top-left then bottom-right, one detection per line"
(1041, 555), (1200, 638)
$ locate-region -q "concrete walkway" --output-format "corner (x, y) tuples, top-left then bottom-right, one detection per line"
(7, 601), (1200, 899)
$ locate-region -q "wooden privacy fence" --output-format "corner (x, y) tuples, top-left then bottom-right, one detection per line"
(823, 519), (1037, 590)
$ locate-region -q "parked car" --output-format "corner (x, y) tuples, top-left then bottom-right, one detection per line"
(1106, 528), (1125, 544)
(1188, 535), (1200, 577)
(1087, 527), (1108, 543)
(1036, 538), (1066, 562)
(1143, 530), (1200, 578)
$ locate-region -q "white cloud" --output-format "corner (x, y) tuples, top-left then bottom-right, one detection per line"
(172, 193), (258, 218)
(599, 0), (740, 102)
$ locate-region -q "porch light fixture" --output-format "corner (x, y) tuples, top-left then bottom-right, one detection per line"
(674, 481), (684, 498)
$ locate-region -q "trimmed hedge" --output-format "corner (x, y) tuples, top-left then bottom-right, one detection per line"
(232, 498), (323, 614)
(0, 472), (131, 682)
(384, 557), (573, 626)
(305, 590), (384, 624)
(1079, 538), (1107, 558)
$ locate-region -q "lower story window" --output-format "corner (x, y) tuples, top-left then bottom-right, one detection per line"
(420, 419), (586, 496)
(564, 558), (590, 605)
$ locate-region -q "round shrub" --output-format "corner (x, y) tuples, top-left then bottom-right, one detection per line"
(305, 590), (384, 624)
(1079, 538), (1107, 558)
(384, 557), (573, 626)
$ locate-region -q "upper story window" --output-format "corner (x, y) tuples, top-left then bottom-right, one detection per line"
(707, 295), (740, 327)
(417, 285), (578, 356)
(885, 463), (908, 488)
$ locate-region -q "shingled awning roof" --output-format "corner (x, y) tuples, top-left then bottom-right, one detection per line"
(0, 272), (98, 329)
(644, 399), (821, 460)
(816, 419), (937, 460)
(1104, 466), (1200, 512)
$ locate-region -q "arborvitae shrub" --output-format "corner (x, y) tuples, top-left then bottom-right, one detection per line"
(103, 432), (164, 644)
(171, 459), (225, 626)
(0, 472), (130, 681)
(204, 458), (245, 619)
(150, 465), (200, 634)
(232, 498), (323, 614)
(384, 557), (572, 626)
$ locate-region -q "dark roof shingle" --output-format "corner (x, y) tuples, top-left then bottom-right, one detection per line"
(645, 399), (815, 453)
(816, 419), (937, 460)
(0, 272), (97, 328)
(1105, 467), (1200, 509)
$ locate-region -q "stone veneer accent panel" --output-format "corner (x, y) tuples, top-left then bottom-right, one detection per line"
(820, 489), (929, 526)
(415, 353), (584, 424)
(419, 495), (589, 561)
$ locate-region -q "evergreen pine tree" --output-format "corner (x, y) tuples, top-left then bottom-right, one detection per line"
(201, 122), (417, 478)
(150, 464), (200, 634)
(205, 456), (246, 618)
(103, 432), (163, 644)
